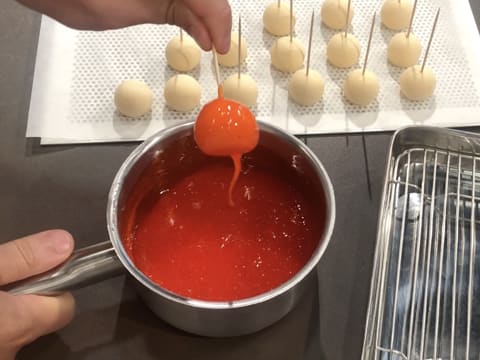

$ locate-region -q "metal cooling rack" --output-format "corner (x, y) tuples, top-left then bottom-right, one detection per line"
(362, 126), (480, 360)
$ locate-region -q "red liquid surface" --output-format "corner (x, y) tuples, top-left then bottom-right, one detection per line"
(122, 158), (324, 301)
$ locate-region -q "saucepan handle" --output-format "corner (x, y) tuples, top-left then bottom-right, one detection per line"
(5, 241), (124, 295)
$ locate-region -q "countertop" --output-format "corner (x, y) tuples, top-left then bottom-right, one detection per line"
(0, 1), (479, 359)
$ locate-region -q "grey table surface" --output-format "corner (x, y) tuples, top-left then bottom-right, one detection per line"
(1, 1), (479, 359)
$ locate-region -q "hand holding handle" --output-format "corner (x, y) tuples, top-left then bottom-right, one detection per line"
(5, 241), (124, 295)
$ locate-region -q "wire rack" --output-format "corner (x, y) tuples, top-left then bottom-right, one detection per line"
(362, 127), (480, 360)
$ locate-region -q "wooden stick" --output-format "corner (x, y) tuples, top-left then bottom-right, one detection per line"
(363, 12), (376, 76)
(306, 10), (314, 77)
(238, 16), (242, 79)
(345, 0), (352, 37)
(289, 0), (293, 42)
(277, 0), (281, 7)
(212, 47), (221, 86)
(421, 8), (440, 72)
(180, 28), (183, 42)
(406, 0), (418, 38)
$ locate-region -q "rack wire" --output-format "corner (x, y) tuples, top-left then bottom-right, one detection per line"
(362, 127), (480, 360)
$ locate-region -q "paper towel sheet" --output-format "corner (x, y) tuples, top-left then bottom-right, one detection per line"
(26, 0), (480, 144)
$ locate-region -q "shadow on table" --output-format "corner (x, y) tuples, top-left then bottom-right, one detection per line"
(113, 277), (326, 360)
(24, 137), (138, 157)
(19, 274), (328, 360)
(24, 137), (75, 156)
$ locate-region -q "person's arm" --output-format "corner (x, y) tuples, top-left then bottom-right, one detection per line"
(0, 230), (75, 360)
(15, 0), (232, 53)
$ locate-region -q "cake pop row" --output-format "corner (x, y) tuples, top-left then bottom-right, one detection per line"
(266, 0), (427, 71)
(112, 0), (439, 118)
(264, 0), (414, 35)
(163, 0), (435, 110)
(267, 0), (436, 107)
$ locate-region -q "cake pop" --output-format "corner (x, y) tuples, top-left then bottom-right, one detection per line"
(271, 37), (305, 72)
(327, 33), (361, 68)
(270, 0), (305, 72)
(114, 80), (153, 118)
(217, 31), (247, 67)
(289, 11), (324, 106)
(381, 0), (413, 31)
(165, 30), (201, 72)
(223, 17), (259, 107)
(195, 49), (259, 206)
(327, 0), (361, 68)
(387, 0), (421, 67)
(321, 0), (354, 30)
(344, 13), (379, 106)
(263, 1), (297, 36)
(400, 66), (436, 101)
(400, 9), (440, 100)
(388, 33), (421, 67)
(164, 74), (202, 112)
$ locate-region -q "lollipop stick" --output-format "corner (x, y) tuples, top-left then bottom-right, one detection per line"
(421, 8), (440, 73)
(180, 28), (183, 42)
(406, 0), (418, 38)
(290, 0), (293, 42)
(238, 16), (242, 79)
(344, 0), (352, 38)
(362, 12), (376, 76)
(306, 10), (314, 77)
(212, 47), (221, 86)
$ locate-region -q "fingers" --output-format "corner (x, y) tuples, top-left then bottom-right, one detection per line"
(0, 292), (75, 353)
(162, 3), (212, 51)
(17, 293), (76, 342)
(0, 230), (74, 286)
(21, 0), (232, 51)
(0, 231), (75, 357)
(182, 0), (232, 53)
(159, 0), (231, 53)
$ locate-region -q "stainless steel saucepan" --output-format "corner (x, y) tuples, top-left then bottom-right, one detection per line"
(5, 121), (335, 337)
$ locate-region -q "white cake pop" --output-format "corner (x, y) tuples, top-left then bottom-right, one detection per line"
(114, 80), (153, 118)
(343, 13), (378, 106)
(399, 65), (436, 101)
(289, 69), (324, 106)
(217, 31), (247, 67)
(399, 9), (440, 101)
(263, 2), (296, 36)
(387, 32), (421, 67)
(270, 36), (305, 73)
(327, 33), (360, 68)
(223, 74), (258, 107)
(164, 74), (201, 112)
(288, 11), (324, 106)
(344, 69), (379, 105)
(381, 0), (413, 31)
(321, 0), (354, 30)
(222, 18), (258, 108)
(165, 32), (201, 72)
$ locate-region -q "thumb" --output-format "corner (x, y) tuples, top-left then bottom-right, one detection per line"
(0, 230), (74, 286)
(181, 0), (231, 53)
(0, 292), (75, 358)
(158, 0), (231, 53)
